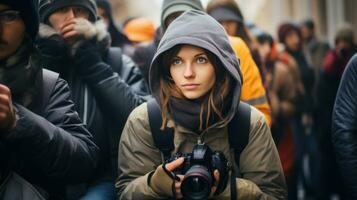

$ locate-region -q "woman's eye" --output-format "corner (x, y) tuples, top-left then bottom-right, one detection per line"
(196, 56), (207, 64)
(171, 58), (182, 65)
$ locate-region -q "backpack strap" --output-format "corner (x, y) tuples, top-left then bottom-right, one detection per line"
(41, 69), (59, 112)
(228, 101), (251, 171)
(147, 99), (175, 161)
(228, 101), (251, 200)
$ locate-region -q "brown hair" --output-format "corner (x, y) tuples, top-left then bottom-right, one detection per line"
(158, 45), (232, 131)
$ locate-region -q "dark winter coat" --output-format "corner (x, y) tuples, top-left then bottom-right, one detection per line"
(0, 53), (99, 198)
(332, 54), (357, 199)
(37, 22), (149, 196)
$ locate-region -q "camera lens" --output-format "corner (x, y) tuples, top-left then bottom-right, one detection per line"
(181, 165), (212, 200)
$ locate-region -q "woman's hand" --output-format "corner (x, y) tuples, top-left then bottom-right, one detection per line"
(166, 158), (220, 199)
(166, 158), (185, 199)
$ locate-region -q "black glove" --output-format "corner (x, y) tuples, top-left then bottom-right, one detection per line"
(72, 39), (114, 82)
(36, 35), (70, 73)
(72, 39), (102, 70)
(36, 34), (69, 58)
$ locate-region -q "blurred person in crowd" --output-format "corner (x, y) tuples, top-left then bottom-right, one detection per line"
(131, 27), (163, 85)
(123, 17), (155, 44)
(253, 32), (298, 192)
(37, 0), (149, 199)
(253, 32), (297, 125)
(133, 0), (272, 125)
(278, 22), (318, 200)
(206, 0), (256, 50)
(300, 19), (330, 83)
(322, 24), (357, 78)
(332, 54), (357, 200)
(315, 24), (357, 200)
(95, 0), (132, 50)
(116, 10), (286, 200)
(0, 0), (99, 199)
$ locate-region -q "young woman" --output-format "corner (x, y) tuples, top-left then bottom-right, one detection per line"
(116, 10), (287, 200)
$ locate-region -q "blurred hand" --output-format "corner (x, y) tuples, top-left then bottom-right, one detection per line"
(0, 84), (16, 132)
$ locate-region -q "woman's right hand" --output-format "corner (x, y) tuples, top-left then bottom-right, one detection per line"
(165, 158), (185, 199)
(149, 157), (185, 198)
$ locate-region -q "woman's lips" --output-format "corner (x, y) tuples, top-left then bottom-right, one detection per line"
(181, 83), (200, 90)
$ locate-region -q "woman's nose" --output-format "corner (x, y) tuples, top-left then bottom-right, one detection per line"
(183, 64), (195, 78)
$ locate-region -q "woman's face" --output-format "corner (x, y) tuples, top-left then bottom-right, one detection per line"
(170, 45), (216, 100)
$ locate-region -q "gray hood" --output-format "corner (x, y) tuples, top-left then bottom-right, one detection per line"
(149, 10), (242, 125)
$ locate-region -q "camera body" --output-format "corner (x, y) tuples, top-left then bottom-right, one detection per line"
(167, 144), (229, 200)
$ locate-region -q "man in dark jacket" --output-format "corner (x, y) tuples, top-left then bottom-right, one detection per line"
(37, 0), (148, 199)
(0, 0), (99, 199)
(332, 54), (357, 200)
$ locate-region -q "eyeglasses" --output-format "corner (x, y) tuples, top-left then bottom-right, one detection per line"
(0, 10), (20, 25)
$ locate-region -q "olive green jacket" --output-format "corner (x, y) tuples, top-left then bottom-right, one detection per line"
(116, 103), (287, 200)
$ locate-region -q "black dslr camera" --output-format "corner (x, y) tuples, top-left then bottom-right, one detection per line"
(167, 144), (230, 200)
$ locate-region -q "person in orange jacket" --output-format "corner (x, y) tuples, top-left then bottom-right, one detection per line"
(230, 36), (272, 125)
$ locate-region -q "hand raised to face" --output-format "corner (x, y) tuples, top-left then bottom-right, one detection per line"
(0, 84), (16, 132)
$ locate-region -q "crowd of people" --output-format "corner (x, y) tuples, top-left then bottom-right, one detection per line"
(0, 0), (356, 199)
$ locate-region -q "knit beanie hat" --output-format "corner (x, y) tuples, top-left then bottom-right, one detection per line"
(2, 0), (39, 41)
(39, 0), (97, 23)
(161, 0), (203, 28)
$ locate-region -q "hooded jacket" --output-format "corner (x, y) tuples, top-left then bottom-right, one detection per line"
(116, 10), (286, 200)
